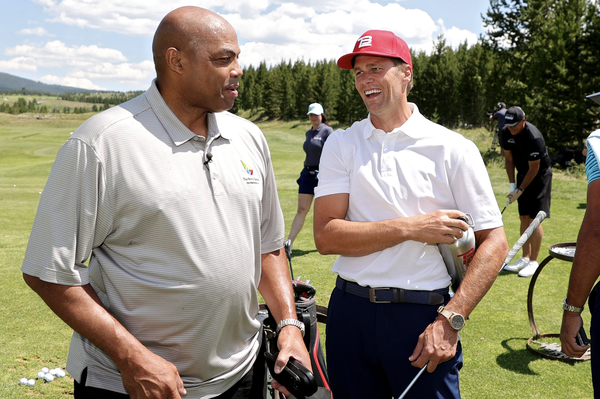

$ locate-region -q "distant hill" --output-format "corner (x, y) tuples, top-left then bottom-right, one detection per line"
(0, 71), (102, 94)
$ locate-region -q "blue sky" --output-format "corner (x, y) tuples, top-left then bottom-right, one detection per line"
(0, 0), (492, 92)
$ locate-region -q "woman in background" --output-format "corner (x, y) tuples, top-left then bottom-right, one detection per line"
(284, 103), (333, 260)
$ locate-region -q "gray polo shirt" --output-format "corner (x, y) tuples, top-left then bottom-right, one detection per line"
(21, 80), (285, 397)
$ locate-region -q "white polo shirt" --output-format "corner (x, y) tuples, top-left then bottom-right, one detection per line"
(21, 80), (284, 397)
(315, 103), (502, 290)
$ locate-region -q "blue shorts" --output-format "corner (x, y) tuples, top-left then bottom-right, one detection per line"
(326, 284), (462, 399)
(297, 167), (319, 195)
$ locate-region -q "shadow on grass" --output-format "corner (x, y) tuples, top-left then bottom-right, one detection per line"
(496, 337), (577, 375)
(578, 203), (587, 210)
(496, 338), (540, 375)
(290, 249), (319, 258)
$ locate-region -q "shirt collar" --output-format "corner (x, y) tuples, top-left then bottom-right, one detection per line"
(145, 79), (230, 146)
(363, 103), (427, 139)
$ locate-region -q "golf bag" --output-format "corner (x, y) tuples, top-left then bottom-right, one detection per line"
(261, 279), (332, 399)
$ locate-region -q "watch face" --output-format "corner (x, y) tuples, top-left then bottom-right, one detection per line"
(451, 314), (465, 330)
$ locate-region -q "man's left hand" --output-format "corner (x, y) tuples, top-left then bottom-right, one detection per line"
(507, 188), (523, 204)
(271, 324), (312, 396)
(408, 316), (459, 372)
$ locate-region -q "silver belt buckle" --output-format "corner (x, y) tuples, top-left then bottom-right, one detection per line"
(369, 288), (391, 304)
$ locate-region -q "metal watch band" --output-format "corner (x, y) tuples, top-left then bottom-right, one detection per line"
(563, 298), (584, 313)
(276, 318), (305, 337)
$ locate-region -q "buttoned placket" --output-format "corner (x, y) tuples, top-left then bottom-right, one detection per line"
(204, 133), (225, 196)
(373, 128), (400, 178)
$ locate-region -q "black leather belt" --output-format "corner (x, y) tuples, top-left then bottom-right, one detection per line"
(304, 165), (319, 169)
(336, 276), (446, 305)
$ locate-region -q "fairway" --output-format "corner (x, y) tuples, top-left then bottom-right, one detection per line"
(0, 111), (595, 398)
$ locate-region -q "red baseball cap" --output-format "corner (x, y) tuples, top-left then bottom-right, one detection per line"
(337, 30), (413, 70)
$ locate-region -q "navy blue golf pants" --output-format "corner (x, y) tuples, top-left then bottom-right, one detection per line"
(326, 285), (463, 399)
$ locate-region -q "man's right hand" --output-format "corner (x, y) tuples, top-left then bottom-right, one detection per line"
(560, 311), (589, 358)
(120, 350), (186, 399)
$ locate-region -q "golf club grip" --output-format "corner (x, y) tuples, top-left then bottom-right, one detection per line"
(503, 210), (547, 266)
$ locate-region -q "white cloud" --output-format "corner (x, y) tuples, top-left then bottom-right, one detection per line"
(8, 0), (484, 90)
(437, 19), (479, 49)
(18, 27), (55, 37)
(0, 57), (38, 72)
(230, 1), (439, 67)
(6, 40), (128, 67)
(39, 74), (106, 90)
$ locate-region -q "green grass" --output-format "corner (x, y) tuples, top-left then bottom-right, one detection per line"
(0, 112), (595, 398)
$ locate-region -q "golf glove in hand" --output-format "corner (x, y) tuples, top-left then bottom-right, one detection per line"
(507, 187), (522, 204)
(508, 182), (516, 194)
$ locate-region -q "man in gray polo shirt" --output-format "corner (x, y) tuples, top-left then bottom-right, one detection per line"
(21, 6), (309, 399)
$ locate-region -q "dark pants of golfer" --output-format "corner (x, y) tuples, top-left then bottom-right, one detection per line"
(74, 339), (267, 399)
(326, 280), (462, 399)
(591, 282), (600, 398)
(517, 168), (552, 218)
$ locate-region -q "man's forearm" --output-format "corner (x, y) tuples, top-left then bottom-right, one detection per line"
(258, 249), (297, 322)
(444, 227), (508, 318)
(567, 225), (600, 307)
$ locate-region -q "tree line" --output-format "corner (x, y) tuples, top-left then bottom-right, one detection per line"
(1, 0), (598, 151)
(232, 0), (600, 151)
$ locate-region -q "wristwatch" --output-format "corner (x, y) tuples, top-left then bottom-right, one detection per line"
(277, 318), (305, 337)
(437, 306), (465, 331)
(563, 298), (584, 313)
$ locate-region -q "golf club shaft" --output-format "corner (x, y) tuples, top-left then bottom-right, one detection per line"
(398, 363), (428, 399)
(499, 210), (547, 272)
(501, 199), (510, 214)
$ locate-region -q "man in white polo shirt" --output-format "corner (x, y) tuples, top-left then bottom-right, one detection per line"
(313, 30), (508, 398)
(21, 6), (309, 399)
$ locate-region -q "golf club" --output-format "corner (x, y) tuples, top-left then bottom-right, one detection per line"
(398, 362), (428, 399)
(500, 199), (510, 214)
(399, 210), (547, 398)
(499, 210), (547, 272)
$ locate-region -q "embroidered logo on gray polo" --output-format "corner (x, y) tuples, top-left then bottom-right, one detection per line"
(241, 160), (260, 185)
(358, 36), (372, 48)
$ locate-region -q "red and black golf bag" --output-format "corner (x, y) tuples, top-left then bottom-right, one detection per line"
(261, 279), (332, 399)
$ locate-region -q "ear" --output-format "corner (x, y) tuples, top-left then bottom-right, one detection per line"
(404, 65), (412, 81)
(165, 47), (184, 75)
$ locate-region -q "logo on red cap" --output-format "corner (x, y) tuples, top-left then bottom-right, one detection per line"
(337, 30), (412, 70)
(357, 36), (373, 49)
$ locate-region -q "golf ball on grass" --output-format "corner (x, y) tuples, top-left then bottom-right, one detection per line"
(27, 379), (36, 386)
(44, 373), (54, 382)
(37, 371), (46, 379)
(41, 367), (49, 373)
(19, 378), (28, 385)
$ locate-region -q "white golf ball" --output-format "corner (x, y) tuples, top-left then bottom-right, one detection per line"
(19, 378), (28, 385)
(37, 371), (45, 378)
(56, 369), (66, 378)
(41, 367), (49, 373)
(27, 379), (36, 386)
(50, 369), (58, 375)
(44, 373), (54, 382)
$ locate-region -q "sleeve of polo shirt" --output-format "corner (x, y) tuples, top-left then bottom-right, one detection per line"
(21, 138), (111, 286)
(259, 139), (285, 254)
(528, 136), (546, 161)
(587, 135), (600, 184)
(449, 140), (502, 232)
(314, 130), (349, 198)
